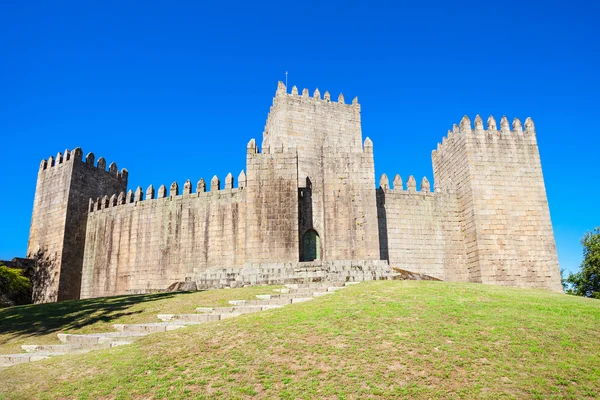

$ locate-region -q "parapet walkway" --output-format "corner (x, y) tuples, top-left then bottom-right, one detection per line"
(0, 281), (358, 369)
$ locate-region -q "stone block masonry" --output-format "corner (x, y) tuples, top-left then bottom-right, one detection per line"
(28, 149), (127, 302)
(431, 116), (561, 291)
(81, 181), (247, 299)
(28, 82), (563, 302)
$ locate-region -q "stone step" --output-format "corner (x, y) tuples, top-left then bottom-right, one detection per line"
(113, 322), (201, 333)
(229, 298), (293, 306)
(21, 344), (84, 354)
(195, 305), (282, 314)
(229, 297), (314, 306)
(0, 353), (54, 366)
(285, 282), (345, 289)
(58, 332), (149, 346)
(273, 287), (329, 294)
(157, 314), (222, 323)
(255, 292), (333, 300)
(345, 281), (361, 286)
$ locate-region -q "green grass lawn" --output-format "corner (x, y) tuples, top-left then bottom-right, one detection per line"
(0, 285), (281, 355)
(0, 281), (599, 399)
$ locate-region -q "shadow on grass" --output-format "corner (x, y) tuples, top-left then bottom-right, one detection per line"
(0, 292), (196, 339)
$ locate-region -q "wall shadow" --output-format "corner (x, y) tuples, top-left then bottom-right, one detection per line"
(298, 177), (314, 261)
(376, 188), (389, 261)
(0, 291), (185, 339)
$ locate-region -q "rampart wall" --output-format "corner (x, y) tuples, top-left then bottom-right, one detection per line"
(376, 175), (467, 280)
(81, 175), (247, 298)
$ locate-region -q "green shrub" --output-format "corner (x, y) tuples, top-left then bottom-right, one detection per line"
(0, 265), (32, 307)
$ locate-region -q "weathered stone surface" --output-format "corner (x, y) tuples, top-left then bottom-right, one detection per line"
(28, 83), (562, 302)
(27, 148), (127, 303)
(432, 116), (561, 291)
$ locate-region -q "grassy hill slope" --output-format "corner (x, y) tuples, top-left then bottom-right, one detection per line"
(0, 281), (599, 399)
(0, 285), (282, 355)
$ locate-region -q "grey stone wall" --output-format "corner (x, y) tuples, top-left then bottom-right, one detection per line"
(81, 178), (246, 299)
(263, 83), (375, 261)
(322, 148), (380, 260)
(432, 116), (561, 291)
(245, 141), (299, 263)
(28, 148), (127, 302)
(376, 177), (467, 281)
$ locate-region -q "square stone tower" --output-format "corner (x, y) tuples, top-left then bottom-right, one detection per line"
(432, 115), (562, 291)
(262, 83), (380, 261)
(28, 149), (127, 302)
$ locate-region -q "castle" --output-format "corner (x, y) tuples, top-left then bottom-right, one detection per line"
(27, 82), (562, 303)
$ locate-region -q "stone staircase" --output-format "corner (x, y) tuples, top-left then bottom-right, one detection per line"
(0, 281), (359, 369)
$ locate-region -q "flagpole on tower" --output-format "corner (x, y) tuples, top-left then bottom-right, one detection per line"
(285, 71), (288, 88)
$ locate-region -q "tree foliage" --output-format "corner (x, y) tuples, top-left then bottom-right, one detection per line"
(566, 227), (600, 299)
(0, 265), (33, 307)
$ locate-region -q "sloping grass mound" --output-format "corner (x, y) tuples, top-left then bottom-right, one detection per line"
(0, 285), (281, 354)
(1, 281), (599, 399)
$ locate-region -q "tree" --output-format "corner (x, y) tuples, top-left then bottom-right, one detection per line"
(560, 268), (569, 292)
(0, 265), (33, 307)
(567, 227), (600, 299)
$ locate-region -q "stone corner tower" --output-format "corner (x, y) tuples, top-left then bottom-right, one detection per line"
(432, 115), (562, 291)
(27, 148), (128, 303)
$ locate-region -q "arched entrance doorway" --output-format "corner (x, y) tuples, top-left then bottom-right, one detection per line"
(301, 229), (320, 261)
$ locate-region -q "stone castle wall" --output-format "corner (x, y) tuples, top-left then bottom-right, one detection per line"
(376, 175), (467, 281)
(28, 149), (127, 302)
(432, 116), (561, 291)
(81, 176), (247, 298)
(322, 148), (380, 260)
(244, 142), (299, 263)
(264, 84), (379, 261)
(28, 82), (563, 302)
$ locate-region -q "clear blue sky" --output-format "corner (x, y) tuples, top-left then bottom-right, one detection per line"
(1, 1), (598, 275)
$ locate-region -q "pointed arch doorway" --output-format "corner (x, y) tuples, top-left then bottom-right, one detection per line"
(301, 229), (320, 261)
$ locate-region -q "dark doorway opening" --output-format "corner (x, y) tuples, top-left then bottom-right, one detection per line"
(301, 229), (320, 261)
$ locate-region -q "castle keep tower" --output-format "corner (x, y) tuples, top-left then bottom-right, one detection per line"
(28, 149), (127, 302)
(262, 82), (380, 261)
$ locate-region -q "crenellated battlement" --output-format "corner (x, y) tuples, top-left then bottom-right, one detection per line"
(263, 81), (364, 157)
(274, 81), (358, 107)
(432, 115), (537, 162)
(88, 170), (247, 213)
(39, 147), (128, 181)
(379, 173), (438, 194)
(246, 137), (301, 156)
